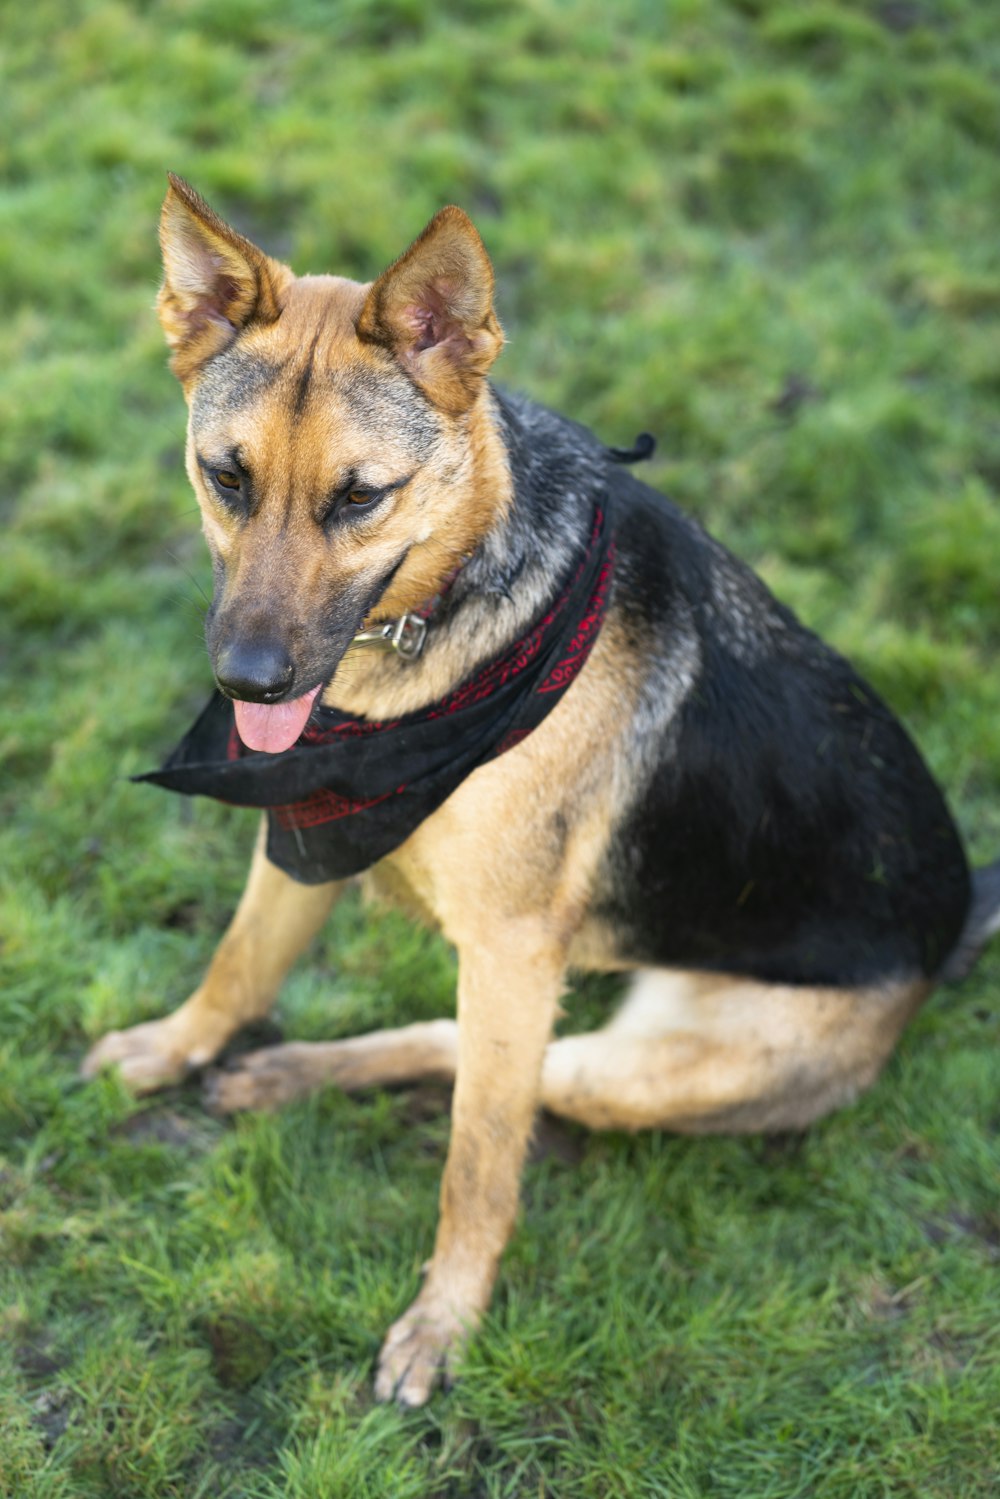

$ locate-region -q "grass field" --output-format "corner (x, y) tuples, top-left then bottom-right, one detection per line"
(3, 0), (1000, 1493)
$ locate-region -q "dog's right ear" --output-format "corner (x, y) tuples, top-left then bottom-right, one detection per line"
(356, 206), (503, 415)
(157, 173), (291, 383)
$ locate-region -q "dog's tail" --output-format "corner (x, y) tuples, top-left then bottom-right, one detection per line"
(939, 858), (1000, 982)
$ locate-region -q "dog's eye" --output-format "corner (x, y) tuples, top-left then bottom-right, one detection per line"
(213, 470), (241, 491)
(321, 474), (410, 529)
(322, 487), (386, 525)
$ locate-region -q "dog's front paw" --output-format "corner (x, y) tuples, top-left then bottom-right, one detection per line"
(374, 1287), (477, 1407)
(81, 1015), (211, 1094)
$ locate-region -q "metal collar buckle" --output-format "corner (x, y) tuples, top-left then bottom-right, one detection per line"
(351, 612), (427, 661)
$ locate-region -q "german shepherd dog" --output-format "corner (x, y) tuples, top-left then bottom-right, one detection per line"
(83, 176), (1000, 1406)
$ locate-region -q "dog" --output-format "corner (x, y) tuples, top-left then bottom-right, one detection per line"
(83, 174), (1000, 1407)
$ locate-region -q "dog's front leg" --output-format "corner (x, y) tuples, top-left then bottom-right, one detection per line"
(375, 923), (564, 1406)
(81, 819), (341, 1093)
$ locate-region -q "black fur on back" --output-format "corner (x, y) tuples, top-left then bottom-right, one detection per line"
(495, 391), (974, 990)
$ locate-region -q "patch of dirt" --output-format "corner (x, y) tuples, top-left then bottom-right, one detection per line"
(530, 1113), (587, 1167)
(200, 1314), (275, 1390)
(768, 372), (823, 421)
(15, 1335), (65, 1382)
(179, 1394), (283, 1489)
(30, 1388), (72, 1450)
(0, 1167), (19, 1209)
(921, 1209), (1000, 1261)
(161, 899), (202, 931)
(925, 1327), (979, 1372)
(399, 1082), (453, 1126)
(756, 1130), (808, 1165)
(14, 1334), (73, 1450)
(217, 1020), (286, 1065)
(858, 1273), (924, 1324)
(117, 1107), (211, 1149)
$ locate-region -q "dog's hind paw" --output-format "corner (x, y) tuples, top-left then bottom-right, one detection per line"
(202, 1054), (295, 1114)
(374, 1289), (475, 1407)
(203, 1043), (328, 1114)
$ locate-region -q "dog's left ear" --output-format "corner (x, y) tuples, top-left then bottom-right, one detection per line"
(157, 173), (292, 384)
(356, 206), (504, 415)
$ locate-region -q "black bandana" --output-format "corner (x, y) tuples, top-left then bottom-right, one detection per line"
(137, 503), (615, 883)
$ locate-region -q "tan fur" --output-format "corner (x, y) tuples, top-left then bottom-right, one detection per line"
(83, 183), (942, 1407)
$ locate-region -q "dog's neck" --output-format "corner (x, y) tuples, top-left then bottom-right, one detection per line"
(322, 387), (603, 721)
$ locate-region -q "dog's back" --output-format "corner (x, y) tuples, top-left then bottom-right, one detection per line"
(496, 389), (976, 989)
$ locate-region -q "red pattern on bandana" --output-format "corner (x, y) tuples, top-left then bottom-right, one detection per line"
(537, 544), (615, 695)
(273, 785), (403, 830)
(299, 715), (402, 747)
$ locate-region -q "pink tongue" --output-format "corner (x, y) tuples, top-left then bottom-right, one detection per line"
(233, 684), (322, 755)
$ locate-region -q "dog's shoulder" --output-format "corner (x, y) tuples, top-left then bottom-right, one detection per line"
(498, 386), (796, 663)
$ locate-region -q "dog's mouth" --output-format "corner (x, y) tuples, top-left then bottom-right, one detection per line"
(221, 566), (408, 755)
(232, 683), (323, 755)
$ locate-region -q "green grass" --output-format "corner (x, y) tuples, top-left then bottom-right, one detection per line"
(3, 0), (1000, 1493)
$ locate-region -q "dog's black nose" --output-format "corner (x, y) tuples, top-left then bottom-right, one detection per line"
(215, 640), (295, 702)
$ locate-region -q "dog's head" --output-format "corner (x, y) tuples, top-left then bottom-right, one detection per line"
(157, 175), (506, 750)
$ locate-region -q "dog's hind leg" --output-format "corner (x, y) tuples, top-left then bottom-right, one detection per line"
(206, 962), (929, 1133)
(539, 968), (929, 1134)
(207, 966), (927, 1132)
(81, 819), (342, 1093)
(205, 1019), (460, 1113)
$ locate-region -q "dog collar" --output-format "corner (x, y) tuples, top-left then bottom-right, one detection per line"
(137, 500), (615, 884)
(351, 612), (428, 660)
(349, 556), (471, 661)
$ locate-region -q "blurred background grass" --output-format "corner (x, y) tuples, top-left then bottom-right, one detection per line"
(2, 1), (999, 1494)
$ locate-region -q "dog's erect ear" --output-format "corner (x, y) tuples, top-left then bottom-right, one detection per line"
(157, 173), (291, 383)
(356, 206), (504, 414)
